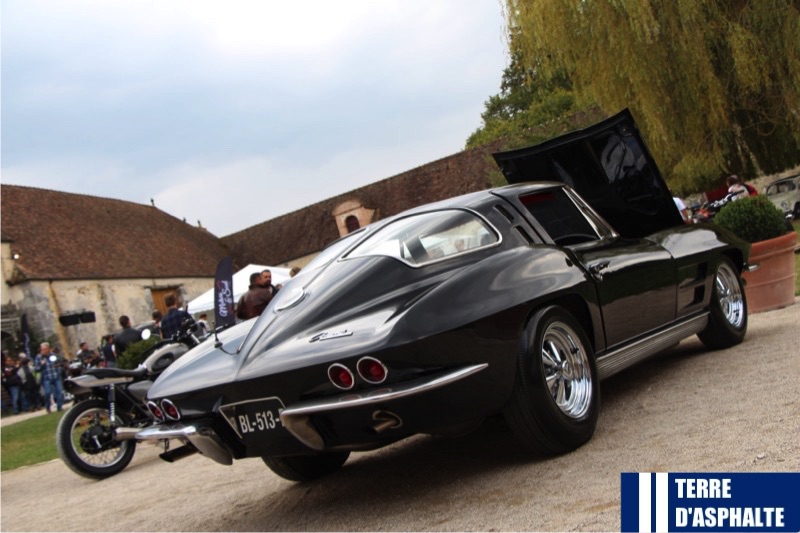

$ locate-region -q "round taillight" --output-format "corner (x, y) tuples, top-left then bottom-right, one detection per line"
(328, 363), (354, 390)
(357, 357), (387, 384)
(147, 401), (164, 421)
(161, 399), (181, 421)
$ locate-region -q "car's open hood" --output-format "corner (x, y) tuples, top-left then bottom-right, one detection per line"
(492, 109), (683, 238)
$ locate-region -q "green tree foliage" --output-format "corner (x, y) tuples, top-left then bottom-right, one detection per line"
(503, 0), (800, 194)
(117, 337), (160, 370)
(467, 29), (597, 150)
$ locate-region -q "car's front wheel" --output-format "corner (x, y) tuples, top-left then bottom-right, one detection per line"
(504, 305), (599, 455)
(697, 256), (747, 349)
(262, 452), (350, 482)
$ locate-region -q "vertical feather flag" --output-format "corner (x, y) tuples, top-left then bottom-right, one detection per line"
(214, 257), (236, 329)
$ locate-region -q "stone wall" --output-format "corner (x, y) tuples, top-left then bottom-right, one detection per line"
(2, 277), (211, 358)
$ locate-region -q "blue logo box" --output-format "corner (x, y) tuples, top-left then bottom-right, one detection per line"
(621, 472), (800, 532)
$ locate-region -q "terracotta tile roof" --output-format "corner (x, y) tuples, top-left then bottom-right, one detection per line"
(1, 185), (230, 282)
(222, 142), (505, 265)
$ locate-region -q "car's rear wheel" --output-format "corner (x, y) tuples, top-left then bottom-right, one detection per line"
(697, 256), (747, 349)
(504, 306), (599, 455)
(262, 452), (350, 482)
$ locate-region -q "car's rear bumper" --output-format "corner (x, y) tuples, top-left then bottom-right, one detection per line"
(137, 362), (492, 463)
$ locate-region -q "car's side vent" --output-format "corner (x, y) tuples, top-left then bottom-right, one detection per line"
(495, 204), (515, 222)
(514, 226), (534, 244)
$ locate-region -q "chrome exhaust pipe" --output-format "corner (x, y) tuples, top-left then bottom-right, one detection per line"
(370, 410), (402, 434)
(114, 427), (141, 440)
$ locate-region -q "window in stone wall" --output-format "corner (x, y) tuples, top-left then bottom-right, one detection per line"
(345, 215), (361, 233)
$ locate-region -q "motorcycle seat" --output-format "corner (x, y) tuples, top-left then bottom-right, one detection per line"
(85, 367), (147, 379)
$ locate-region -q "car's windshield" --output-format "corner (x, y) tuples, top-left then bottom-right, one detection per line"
(347, 209), (498, 267)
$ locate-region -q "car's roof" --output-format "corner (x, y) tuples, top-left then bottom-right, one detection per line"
(767, 174), (800, 185)
(399, 182), (562, 216)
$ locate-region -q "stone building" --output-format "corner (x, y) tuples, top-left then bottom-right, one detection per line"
(1, 185), (229, 357)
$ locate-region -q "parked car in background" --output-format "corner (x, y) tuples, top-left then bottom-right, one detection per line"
(135, 110), (750, 482)
(764, 174), (800, 219)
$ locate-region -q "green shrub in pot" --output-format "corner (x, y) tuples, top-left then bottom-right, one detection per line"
(714, 195), (788, 243)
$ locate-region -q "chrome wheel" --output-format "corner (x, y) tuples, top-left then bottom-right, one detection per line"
(540, 322), (592, 419)
(715, 262), (745, 329)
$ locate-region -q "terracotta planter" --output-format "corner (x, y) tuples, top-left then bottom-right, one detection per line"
(741, 231), (798, 313)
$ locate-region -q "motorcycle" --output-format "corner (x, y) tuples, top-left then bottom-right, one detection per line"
(691, 192), (738, 223)
(56, 321), (201, 479)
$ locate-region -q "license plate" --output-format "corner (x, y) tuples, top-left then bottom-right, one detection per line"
(233, 398), (284, 436)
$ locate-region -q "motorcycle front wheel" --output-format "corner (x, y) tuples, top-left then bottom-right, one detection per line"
(56, 398), (136, 479)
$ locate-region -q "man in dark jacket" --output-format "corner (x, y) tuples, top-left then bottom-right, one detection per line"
(160, 294), (194, 338)
(113, 316), (140, 366)
(236, 272), (273, 320)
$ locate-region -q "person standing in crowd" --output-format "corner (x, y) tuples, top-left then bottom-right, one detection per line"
(35, 343), (64, 413)
(260, 269), (280, 297)
(236, 272), (273, 320)
(160, 294), (194, 338)
(101, 335), (116, 368)
(2, 354), (25, 414)
(113, 316), (140, 365)
(726, 175), (750, 200)
(196, 313), (209, 337)
(151, 310), (163, 337)
(17, 354), (41, 411)
(76, 341), (98, 367)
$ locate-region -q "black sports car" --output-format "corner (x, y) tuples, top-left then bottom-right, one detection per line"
(137, 110), (750, 481)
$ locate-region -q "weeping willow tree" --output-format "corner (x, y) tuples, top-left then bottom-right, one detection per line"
(502, 0), (800, 192)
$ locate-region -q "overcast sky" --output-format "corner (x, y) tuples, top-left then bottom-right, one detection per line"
(1, 0), (508, 236)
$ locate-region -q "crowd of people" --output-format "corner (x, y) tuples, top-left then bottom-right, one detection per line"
(1, 342), (71, 415)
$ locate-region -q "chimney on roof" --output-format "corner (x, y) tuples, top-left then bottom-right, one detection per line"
(150, 198), (155, 207)
(197, 220), (203, 228)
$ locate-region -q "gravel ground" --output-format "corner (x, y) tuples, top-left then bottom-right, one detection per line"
(1, 301), (798, 532)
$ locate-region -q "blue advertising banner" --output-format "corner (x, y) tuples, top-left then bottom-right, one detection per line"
(621, 472), (800, 532)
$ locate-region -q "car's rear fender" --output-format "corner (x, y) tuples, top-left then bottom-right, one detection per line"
(391, 245), (594, 344)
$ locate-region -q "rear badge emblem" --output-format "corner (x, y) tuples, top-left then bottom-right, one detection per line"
(310, 330), (354, 342)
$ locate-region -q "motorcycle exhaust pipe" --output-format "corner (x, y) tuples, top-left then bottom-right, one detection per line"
(114, 427), (141, 441)
(159, 445), (198, 463)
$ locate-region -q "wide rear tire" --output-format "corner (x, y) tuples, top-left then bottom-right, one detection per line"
(504, 306), (599, 455)
(697, 257), (747, 350)
(263, 452), (350, 482)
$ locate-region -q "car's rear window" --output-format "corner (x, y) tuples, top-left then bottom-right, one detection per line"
(347, 210), (498, 266)
(766, 180), (797, 195)
(519, 189), (599, 245)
